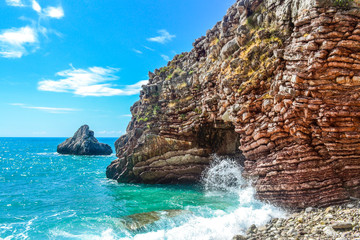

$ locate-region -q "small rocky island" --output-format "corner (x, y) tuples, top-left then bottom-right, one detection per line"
(57, 125), (112, 155)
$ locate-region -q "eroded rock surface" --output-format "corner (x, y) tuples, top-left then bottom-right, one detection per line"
(107, 0), (360, 208)
(58, 125), (112, 155)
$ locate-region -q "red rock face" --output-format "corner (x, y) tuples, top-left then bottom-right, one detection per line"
(107, 0), (360, 208)
(241, 5), (360, 208)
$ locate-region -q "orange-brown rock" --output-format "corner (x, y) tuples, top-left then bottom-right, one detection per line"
(107, 0), (360, 208)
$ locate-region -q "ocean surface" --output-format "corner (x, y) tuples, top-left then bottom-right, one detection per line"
(0, 138), (285, 240)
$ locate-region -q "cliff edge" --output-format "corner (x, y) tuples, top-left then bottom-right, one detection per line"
(107, 0), (360, 208)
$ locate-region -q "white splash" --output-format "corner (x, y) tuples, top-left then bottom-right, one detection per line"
(126, 157), (286, 240)
(50, 228), (116, 240)
(202, 157), (245, 193)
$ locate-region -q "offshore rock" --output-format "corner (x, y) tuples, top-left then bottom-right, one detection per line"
(107, 0), (360, 208)
(57, 125), (112, 155)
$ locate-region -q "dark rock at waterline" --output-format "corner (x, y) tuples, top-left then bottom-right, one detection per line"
(121, 209), (192, 231)
(232, 235), (247, 240)
(57, 125), (112, 155)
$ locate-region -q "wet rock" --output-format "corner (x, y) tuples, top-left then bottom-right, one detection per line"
(246, 224), (257, 234)
(121, 209), (191, 231)
(232, 235), (247, 240)
(57, 125), (112, 155)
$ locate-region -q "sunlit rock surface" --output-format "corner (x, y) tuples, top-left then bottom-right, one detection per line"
(58, 125), (112, 155)
(107, 0), (360, 208)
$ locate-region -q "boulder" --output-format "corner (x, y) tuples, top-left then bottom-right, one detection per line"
(332, 222), (353, 231)
(57, 125), (112, 155)
(220, 38), (240, 59)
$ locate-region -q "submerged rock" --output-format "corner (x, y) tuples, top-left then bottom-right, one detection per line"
(57, 125), (112, 155)
(121, 209), (191, 231)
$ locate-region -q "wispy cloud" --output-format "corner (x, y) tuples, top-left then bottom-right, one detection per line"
(38, 65), (148, 97)
(2, 0), (64, 58)
(7, 0), (64, 19)
(6, 0), (25, 7)
(119, 114), (132, 118)
(133, 48), (143, 54)
(147, 29), (175, 44)
(161, 54), (170, 61)
(144, 46), (155, 51)
(0, 26), (37, 58)
(10, 103), (80, 114)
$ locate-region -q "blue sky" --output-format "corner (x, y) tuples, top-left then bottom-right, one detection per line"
(0, 0), (234, 137)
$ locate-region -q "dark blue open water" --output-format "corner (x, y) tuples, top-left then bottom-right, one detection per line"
(0, 138), (285, 240)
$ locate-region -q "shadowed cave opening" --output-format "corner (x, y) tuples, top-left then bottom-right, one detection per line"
(196, 121), (245, 167)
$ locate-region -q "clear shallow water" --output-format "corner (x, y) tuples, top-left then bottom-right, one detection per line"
(0, 138), (285, 240)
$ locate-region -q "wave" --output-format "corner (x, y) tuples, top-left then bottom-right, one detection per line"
(0, 216), (37, 240)
(121, 157), (286, 240)
(1, 157), (286, 240)
(36, 152), (60, 156)
(50, 228), (117, 240)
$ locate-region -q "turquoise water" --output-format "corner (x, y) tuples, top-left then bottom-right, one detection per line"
(0, 138), (285, 240)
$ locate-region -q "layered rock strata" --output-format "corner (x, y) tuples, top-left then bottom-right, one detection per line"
(58, 125), (112, 155)
(107, 0), (360, 208)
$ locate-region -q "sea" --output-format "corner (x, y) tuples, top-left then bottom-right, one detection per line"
(0, 137), (286, 240)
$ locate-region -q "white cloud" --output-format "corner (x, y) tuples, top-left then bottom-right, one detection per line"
(0, 26), (37, 58)
(0, 26), (36, 45)
(32, 0), (41, 13)
(6, 0), (25, 7)
(1, 0), (65, 58)
(44, 6), (64, 19)
(147, 29), (175, 44)
(10, 103), (80, 114)
(161, 54), (170, 61)
(6, 0), (64, 19)
(38, 65), (148, 97)
(133, 48), (143, 54)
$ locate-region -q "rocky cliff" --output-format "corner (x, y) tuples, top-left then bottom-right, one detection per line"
(107, 0), (360, 208)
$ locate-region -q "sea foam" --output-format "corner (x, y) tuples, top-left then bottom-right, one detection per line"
(124, 157), (286, 240)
